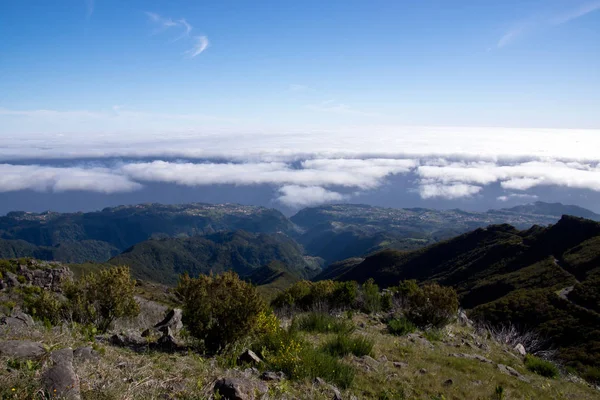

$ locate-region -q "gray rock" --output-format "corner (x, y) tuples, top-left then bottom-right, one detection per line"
(314, 377), (327, 386)
(393, 361), (409, 369)
(514, 343), (527, 356)
(154, 308), (183, 333)
(0, 340), (45, 359)
(497, 364), (530, 383)
(213, 377), (267, 400)
(449, 353), (493, 364)
(419, 368), (428, 374)
(458, 309), (473, 327)
(73, 347), (100, 364)
(110, 332), (146, 347)
(238, 349), (262, 365)
(157, 327), (180, 351)
(10, 310), (35, 327)
(332, 386), (343, 400)
(361, 355), (379, 368)
(443, 379), (453, 387)
(260, 371), (286, 381)
(43, 362), (80, 400)
(407, 333), (434, 349)
(4, 272), (20, 287)
(50, 348), (74, 365)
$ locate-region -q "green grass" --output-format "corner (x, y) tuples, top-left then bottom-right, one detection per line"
(524, 354), (559, 378)
(292, 312), (354, 334)
(423, 328), (444, 342)
(387, 317), (416, 336)
(322, 334), (374, 357)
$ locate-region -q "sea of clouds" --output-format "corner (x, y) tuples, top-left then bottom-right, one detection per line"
(2, 126), (600, 208)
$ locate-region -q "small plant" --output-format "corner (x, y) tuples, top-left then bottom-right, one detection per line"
(361, 278), (381, 314)
(17, 275), (27, 284)
(494, 385), (505, 400)
(524, 354), (559, 378)
(322, 333), (374, 357)
(387, 317), (416, 336)
(423, 328), (444, 342)
(291, 312), (354, 334)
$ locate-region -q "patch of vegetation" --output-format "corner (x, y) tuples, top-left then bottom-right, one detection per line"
(322, 333), (374, 357)
(524, 354), (559, 378)
(291, 312), (354, 334)
(387, 317), (417, 336)
(177, 271), (266, 352)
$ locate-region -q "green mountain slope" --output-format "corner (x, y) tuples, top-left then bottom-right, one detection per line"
(109, 230), (321, 284)
(331, 215), (600, 377)
(0, 238), (119, 263)
(0, 203), (294, 263)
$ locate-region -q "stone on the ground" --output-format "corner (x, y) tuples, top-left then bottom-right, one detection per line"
(0, 340), (45, 359)
(497, 363), (530, 383)
(157, 326), (180, 351)
(260, 371), (286, 381)
(213, 377), (267, 400)
(110, 331), (146, 347)
(449, 353), (493, 364)
(43, 362), (80, 400)
(458, 309), (473, 327)
(419, 368), (428, 374)
(154, 308), (183, 333)
(361, 355), (379, 368)
(443, 379), (453, 386)
(73, 347), (100, 364)
(393, 361), (409, 369)
(238, 349), (262, 365)
(332, 386), (343, 400)
(0, 310), (35, 330)
(514, 343), (527, 356)
(407, 333), (434, 349)
(50, 348), (74, 365)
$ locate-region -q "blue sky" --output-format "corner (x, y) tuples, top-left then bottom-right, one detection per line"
(1, 0), (599, 131)
(0, 1), (600, 213)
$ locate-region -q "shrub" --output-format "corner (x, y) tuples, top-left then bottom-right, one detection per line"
(361, 278), (381, 314)
(322, 334), (374, 357)
(405, 283), (458, 328)
(63, 265), (140, 332)
(524, 354), (559, 378)
(177, 271), (266, 352)
(387, 317), (417, 336)
(331, 281), (359, 309)
(271, 280), (312, 309)
(291, 312), (354, 334)
(24, 290), (66, 325)
(423, 328), (444, 342)
(381, 291), (393, 312)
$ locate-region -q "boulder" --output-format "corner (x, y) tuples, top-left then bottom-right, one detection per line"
(0, 340), (45, 359)
(260, 371), (286, 382)
(458, 309), (473, 327)
(110, 332), (146, 347)
(50, 348), (74, 365)
(514, 343), (527, 357)
(238, 349), (262, 365)
(213, 377), (267, 400)
(157, 327), (180, 351)
(407, 333), (434, 349)
(4, 272), (20, 288)
(393, 361), (409, 369)
(43, 357), (80, 400)
(154, 308), (183, 333)
(73, 347), (100, 364)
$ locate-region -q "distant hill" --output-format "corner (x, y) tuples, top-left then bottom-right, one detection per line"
(330, 215), (600, 375)
(0, 203), (295, 263)
(0, 238), (119, 263)
(499, 201), (600, 220)
(109, 230), (321, 284)
(291, 203), (568, 264)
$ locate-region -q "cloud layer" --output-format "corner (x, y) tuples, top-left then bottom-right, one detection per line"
(0, 126), (599, 207)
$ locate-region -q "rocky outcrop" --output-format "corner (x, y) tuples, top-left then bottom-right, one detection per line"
(0, 340), (45, 359)
(514, 343), (527, 356)
(238, 349), (262, 365)
(0, 262), (72, 292)
(213, 377), (268, 400)
(0, 310), (35, 330)
(497, 363), (530, 383)
(154, 308), (183, 334)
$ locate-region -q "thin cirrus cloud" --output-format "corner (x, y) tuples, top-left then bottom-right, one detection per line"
(1, 125), (600, 207)
(145, 11), (209, 58)
(497, 1), (600, 47)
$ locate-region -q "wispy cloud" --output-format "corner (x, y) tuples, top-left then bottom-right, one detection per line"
(307, 100), (380, 117)
(146, 12), (207, 57)
(85, 0), (94, 19)
(184, 36), (209, 58)
(498, 1), (600, 48)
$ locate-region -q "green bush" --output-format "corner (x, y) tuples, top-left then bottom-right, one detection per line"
(405, 283), (458, 328)
(291, 312), (354, 334)
(271, 280), (312, 309)
(322, 334), (374, 357)
(361, 278), (381, 314)
(423, 328), (444, 342)
(331, 281), (359, 309)
(24, 290), (66, 325)
(63, 265), (140, 332)
(387, 317), (417, 336)
(524, 354), (559, 378)
(177, 271), (266, 352)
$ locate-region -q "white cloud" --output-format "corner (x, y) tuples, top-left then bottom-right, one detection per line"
(0, 164), (141, 194)
(497, 193), (539, 202)
(419, 183), (482, 200)
(184, 36), (209, 58)
(277, 185), (346, 208)
(551, 1), (600, 25)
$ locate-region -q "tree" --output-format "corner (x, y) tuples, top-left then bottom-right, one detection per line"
(177, 271), (266, 352)
(406, 283), (458, 328)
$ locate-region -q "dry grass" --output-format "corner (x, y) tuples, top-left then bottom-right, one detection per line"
(1, 308), (600, 399)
